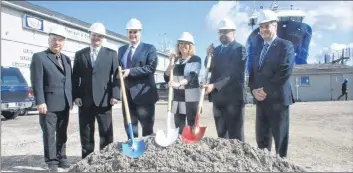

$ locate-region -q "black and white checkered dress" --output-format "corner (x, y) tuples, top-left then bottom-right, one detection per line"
(164, 55), (201, 116)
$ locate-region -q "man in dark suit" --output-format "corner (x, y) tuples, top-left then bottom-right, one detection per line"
(203, 18), (248, 142)
(72, 22), (119, 159)
(30, 26), (72, 172)
(248, 10), (295, 158)
(117, 18), (158, 139)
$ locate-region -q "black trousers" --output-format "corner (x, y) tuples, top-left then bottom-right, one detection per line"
(78, 105), (113, 159)
(337, 92), (348, 100)
(256, 102), (290, 158)
(212, 101), (245, 141)
(174, 102), (198, 134)
(39, 109), (69, 166)
(122, 91), (155, 139)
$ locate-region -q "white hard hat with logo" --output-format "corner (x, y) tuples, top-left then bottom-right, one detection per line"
(89, 22), (106, 36)
(257, 9), (279, 25)
(49, 26), (67, 38)
(126, 18), (142, 30)
(178, 32), (194, 44)
(217, 18), (236, 30)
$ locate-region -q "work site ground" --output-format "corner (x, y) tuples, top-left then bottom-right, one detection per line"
(1, 101), (352, 172)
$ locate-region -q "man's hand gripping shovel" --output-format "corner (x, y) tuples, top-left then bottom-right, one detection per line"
(118, 66), (146, 158)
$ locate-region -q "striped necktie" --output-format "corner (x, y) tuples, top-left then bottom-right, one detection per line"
(91, 49), (98, 67)
(259, 43), (270, 67)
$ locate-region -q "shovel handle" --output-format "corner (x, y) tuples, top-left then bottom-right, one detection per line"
(167, 56), (175, 112)
(197, 54), (213, 114)
(118, 66), (132, 124)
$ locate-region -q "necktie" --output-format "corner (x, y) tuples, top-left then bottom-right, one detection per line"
(56, 55), (63, 69)
(259, 43), (270, 68)
(126, 46), (134, 68)
(91, 49), (98, 67)
(219, 46), (225, 55)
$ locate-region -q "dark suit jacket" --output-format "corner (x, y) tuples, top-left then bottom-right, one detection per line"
(206, 40), (248, 106)
(72, 47), (119, 108)
(248, 36), (295, 106)
(117, 42), (158, 105)
(30, 49), (73, 112)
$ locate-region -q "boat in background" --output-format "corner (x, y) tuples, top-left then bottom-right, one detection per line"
(246, 1), (312, 72)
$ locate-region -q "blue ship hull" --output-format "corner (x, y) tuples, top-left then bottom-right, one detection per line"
(246, 21), (312, 72)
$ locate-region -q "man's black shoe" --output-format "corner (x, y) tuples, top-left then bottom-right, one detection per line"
(58, 160), (71, 169)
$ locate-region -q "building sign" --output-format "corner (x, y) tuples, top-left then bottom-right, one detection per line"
(43, 21), (90, 43)
(64, 27), (90, 42)
(23, 15), (44, 31)
(22, 14), (90, 43)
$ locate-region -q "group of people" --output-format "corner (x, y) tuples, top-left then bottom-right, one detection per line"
(165, 9), (295, 160)
(30, 17), (158, 172)
(30, 9), (295, 172)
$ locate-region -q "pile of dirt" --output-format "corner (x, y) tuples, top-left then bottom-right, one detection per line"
(68, 135), (307, 172)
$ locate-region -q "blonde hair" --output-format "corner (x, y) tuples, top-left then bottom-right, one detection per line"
(175, 42), (195, 57)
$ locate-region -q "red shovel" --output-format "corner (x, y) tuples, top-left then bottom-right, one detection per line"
(181, 51), (213, 144)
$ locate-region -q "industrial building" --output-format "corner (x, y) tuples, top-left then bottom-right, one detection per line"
(1, 1), (170, 86)
(290, 64), (353, 102)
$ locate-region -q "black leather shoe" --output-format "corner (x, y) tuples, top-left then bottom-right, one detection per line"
(58, 160), (71, 169)
(48, 165), (58, 172)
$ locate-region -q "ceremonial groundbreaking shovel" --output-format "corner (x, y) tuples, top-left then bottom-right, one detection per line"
(119, 66), (146, 158)
(155, 55), (179, 147)
(181, 52), (213, 144)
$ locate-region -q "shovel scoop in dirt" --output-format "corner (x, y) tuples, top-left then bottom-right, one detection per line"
(118, 66), (146, 158)
(155, 55), (179, 147)
(181, 51), (213, 144)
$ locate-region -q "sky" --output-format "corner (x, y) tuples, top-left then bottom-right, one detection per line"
(29, 1), (353, 65)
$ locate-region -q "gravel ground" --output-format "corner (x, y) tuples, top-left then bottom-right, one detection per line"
(1, 101), (352, 172)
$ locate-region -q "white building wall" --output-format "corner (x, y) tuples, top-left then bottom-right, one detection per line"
(290, 72), (353, 102)
(155, 55), (169, 83)
(1, 5), (169, 86)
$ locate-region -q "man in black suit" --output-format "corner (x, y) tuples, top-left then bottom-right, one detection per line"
(117, 18), (158, 139)
(72, 22), (119, 159)
(248, 10), (295, 158)
(203, 18), (248, 142)
(30, 26), (72, 172)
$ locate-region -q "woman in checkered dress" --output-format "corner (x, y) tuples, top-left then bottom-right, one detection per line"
(164, 32), (201, 134)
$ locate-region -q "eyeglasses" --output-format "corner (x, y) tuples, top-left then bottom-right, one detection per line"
(218, 30), (234, 34)
(178, 42), (190, 45)
(129, 30), (139, 34)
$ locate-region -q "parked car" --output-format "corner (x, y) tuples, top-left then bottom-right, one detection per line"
(156, 82), (168, 101)
(27, 86), (37, 111)
(1, 66), (33, 119)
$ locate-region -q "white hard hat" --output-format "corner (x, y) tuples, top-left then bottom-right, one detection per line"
(49, 26), (67, 38)
(126, 18), (142, 30)
(217, 18), (236, 30)
(178, 32), (194, 44)
(257, 10), (279, 25)
(89, 22), (106, 36)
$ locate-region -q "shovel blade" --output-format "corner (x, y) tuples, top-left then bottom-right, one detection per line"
(155, 128), (179, 147)
(155, 112), (179, 147)
(122, 139), (146, 158)
(181, 125), (207, 144)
